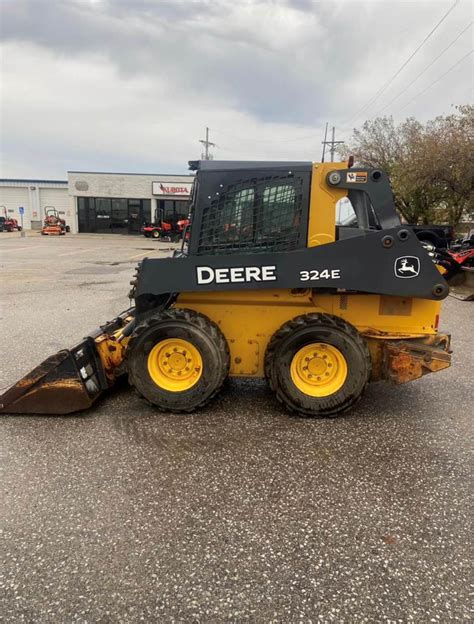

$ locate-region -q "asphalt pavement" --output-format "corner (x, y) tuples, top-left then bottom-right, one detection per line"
(0, 233), (472, 622)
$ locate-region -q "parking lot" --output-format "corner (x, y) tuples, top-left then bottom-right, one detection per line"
(0, 232), (472, 621)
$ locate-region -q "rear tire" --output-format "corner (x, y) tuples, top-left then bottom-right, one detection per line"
(265, 313), (371, 417)
(127, 308), (230, 412)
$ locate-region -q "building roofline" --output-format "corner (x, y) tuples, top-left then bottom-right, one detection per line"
(67, 171), (194, 177)
(0, 178), (68, 184)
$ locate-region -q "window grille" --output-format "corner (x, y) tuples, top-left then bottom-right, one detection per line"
(197, 174), (305, 255)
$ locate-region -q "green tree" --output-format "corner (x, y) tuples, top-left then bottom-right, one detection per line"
(341, 106), (474, 226)
(424, 105), (474, 225)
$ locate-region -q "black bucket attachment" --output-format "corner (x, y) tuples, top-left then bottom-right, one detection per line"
(0, 309), (135, 415)
(0, 338), (109, 415)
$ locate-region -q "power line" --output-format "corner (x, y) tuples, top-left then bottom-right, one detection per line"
(396, 49), (473, 113)
(209, 127), (320, 145)
(344, 0), (460, 125)
(373, 21), (473, 116)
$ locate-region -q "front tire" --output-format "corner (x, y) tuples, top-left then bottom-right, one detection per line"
(127, 308), (230, 412)
(265, 313), (371, 417)
(152, 230), (160, 239)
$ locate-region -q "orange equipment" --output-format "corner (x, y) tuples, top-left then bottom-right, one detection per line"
(41, 207), (69, 236)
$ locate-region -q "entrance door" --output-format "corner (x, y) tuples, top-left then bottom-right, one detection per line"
(94, 198), (112, 233)
(158, 199), (189, 226)
(127, 199), (143, 234)
(111, 199), (128, 233)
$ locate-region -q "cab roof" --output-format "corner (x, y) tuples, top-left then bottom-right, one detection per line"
(188, 160), (312, 172)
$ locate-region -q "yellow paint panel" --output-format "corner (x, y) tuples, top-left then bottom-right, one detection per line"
(307, 162), (347, 247)
(175, 290), (443, 378)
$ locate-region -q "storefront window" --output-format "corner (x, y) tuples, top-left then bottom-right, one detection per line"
(77, 197), (148, 234)
(158, 199), (189, 224)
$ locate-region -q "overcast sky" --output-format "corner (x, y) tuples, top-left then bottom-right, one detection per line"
(0, 0), (472, 178)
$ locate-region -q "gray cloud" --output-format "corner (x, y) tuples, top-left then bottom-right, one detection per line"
(0, 0), (472, 177)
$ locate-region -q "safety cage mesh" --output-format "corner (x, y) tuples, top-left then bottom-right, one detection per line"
(196, 174), (305, 255)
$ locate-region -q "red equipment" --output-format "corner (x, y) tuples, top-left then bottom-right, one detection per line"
(0, 207), (22, 232)
(41, 207), (69, 236)
(448, 247), (474, 268)
(143, 217), (189, 241)
(445, 240), (474, 301)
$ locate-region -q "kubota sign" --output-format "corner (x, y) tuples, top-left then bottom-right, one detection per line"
(152, 181), (193, 197)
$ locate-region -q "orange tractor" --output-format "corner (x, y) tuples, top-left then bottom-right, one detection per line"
(41, 207), (70, 235)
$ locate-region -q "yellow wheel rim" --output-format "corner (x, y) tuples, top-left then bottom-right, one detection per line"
(290, 343), (348, 398)
(147, 338), (203, 392)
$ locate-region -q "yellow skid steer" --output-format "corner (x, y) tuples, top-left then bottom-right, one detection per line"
(0, 160), (456, 417)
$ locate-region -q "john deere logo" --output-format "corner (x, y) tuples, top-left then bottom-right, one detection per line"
(394, 256), (420, 278)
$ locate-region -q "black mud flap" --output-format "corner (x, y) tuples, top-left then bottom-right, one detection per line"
(0, 338), (109, 415)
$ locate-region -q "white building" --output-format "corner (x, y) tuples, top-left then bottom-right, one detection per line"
(0, 171), (194, 234)
(0, 178), (69, 230)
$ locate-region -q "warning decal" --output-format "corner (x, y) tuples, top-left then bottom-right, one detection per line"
(346, 171), (368, 183)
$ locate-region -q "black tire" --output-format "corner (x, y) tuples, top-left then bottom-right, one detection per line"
(127, 308), (230, 412)
(264, 313), (371, 417)
(152, 230), (160, 239)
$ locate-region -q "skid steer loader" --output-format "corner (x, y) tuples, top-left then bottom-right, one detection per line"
(0, 160), (458, 417)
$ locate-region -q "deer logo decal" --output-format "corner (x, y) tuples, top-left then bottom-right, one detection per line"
(394, 256), (420, 279)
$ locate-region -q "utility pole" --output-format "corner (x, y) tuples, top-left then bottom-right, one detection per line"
(321, 125), (344, 162)
(321, 122), (328, 162)
(199, 127), (216, 160)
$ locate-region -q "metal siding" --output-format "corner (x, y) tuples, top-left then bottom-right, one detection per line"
(39, 188), (70, 214)
(0, 186), (30, 221)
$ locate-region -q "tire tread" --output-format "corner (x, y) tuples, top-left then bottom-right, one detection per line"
(264, 313), (371, 417)
(127, 307), (229, 412)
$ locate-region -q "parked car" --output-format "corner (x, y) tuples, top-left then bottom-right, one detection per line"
(409, 224), (455, 248)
